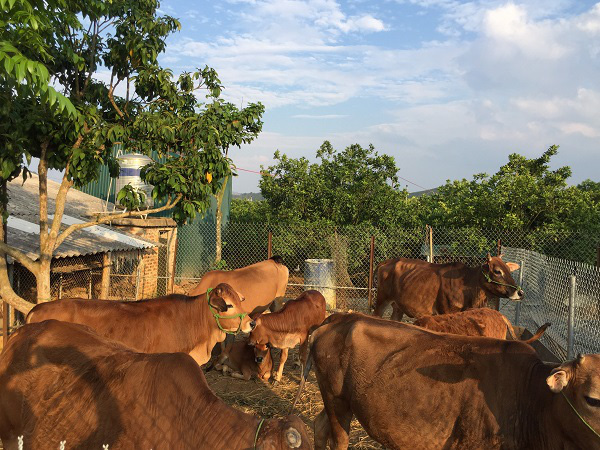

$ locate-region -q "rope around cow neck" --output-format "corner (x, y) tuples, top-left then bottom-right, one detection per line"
(254, 418), (266, 449)
(205, 287), (247, 335)
(481, 269), (522, 293)
(561, 391), (600, 440)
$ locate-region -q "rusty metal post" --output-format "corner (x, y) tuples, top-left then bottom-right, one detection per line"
(497, 239), (502, 256)
(170, 235), (179, 294)
(368, 235), (375, 309)
(268, 232), (272, 259)
(2, 302), (8, 347)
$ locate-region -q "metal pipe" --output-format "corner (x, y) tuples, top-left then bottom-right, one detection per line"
(368, 236), (375, 309)
(515, 260), (524, 326)
(567, 274), (576, 360)
(268, 232), (272, 259)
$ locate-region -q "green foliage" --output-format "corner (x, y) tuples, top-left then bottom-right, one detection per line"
(230, 199), (272, 223)
(0, 0), (265, 225)
(259, 141), (419, 227)
(116, 184), (146, 210)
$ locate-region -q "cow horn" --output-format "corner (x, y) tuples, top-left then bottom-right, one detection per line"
(285, 427), (302, 448)
(577, 353), (586, 364)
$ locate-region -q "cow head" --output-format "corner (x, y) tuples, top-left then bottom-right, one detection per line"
(546, 354), (600, 444)
(254, 416), (311, 449)
(248, 317), (273, 364)
(207, 283), (256, 333)
(481, 253), (524, 301)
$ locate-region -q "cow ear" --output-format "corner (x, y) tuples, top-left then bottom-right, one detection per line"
(486, 253), (492, 262)
(211, 296), (229, 313)
(505, 262), (520, 272)
(235, 290), (245, 302)
(547, 370), (569, 393)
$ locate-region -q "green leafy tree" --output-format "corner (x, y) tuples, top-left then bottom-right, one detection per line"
(0, 0), (263, 313)
(259, 141), (420, 227)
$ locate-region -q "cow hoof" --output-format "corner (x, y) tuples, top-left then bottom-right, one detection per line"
(271, 378), (279, 386)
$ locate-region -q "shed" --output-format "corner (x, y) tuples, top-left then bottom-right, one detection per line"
(6, 174), (161, 303)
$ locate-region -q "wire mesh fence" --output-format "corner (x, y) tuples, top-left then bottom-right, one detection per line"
(502, 246), (600, 360)
(3, 223), (600, 361)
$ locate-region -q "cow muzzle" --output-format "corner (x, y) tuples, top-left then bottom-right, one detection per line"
(509, 288), (524, 300)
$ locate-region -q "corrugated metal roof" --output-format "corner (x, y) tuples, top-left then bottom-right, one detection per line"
(7, 216), (157, 261)
(6, 174), (158, 261)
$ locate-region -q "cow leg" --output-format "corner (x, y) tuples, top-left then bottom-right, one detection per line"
(273, 347), (289, 382)
(314, 409), (332, 450)
(298, 340), (309, 370)
(322, 394), (353, 450)
(390, 302), (404, 322)
(373, 296), (392, 317)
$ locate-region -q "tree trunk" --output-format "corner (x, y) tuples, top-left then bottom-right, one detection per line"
(36, 258), (52, 303)
(0, 181), (35, 314)
(215, 175), (229, 263)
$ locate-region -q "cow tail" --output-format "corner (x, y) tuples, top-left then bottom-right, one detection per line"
(290, 334), (315, 414)
(522, 322), (551, 344)
(501, 315), (520, 341)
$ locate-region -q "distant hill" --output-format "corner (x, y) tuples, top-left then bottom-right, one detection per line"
(408, 188), (438, 198)
(232, 192), (264, 201)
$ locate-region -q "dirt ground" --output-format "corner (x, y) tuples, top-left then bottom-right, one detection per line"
(205, 347), (383, 449)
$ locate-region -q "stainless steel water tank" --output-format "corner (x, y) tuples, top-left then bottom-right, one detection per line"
(115, 154), (154, 208)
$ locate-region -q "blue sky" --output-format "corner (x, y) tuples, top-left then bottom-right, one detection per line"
(153, 0), (600, 193)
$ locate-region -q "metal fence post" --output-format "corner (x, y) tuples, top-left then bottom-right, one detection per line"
(368, 235), (375, 309)
(514, 260), (524, 326)
(567, 274), (576, 360)
(267, 232), (272, 259)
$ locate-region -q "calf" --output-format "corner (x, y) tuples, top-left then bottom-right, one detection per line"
(0, 320), (310, 450)
(215, 336), (274, 381)
(250, 290), (326, 382)
(26, 283), (255, 366)
(295, 313), (600, 450)
(413, 308), (550, 343)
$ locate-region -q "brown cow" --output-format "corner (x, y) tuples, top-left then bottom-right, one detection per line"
(294, 313), (600, 449)
(413, 308), (550, 343)
(26, 283), (254, 366)
(214, 336), (274, 381)
(189, 256), (289, 315)
(373, 253), (524, 321)
(0, 320), (310, 450)
(250, 290), (326, 383)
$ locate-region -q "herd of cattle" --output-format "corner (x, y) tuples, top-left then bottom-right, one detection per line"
(0, 254), (598, 449)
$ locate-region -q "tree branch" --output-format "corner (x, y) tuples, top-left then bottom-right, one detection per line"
(0, 226), (35, 315)
(38, 141), (49, 250)
(53, 194), (183, 250)
(108, 78), (124, 119)
(0, 241), (38, 275)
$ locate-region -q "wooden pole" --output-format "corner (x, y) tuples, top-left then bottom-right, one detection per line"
(100, 252), (111, 299)
(368, 235), (375, 309)
(497, 239), (502, 256)
(596, 244), (600, 267)
(428, 225), (434, 263)
(268, 232), (272, 259)
(2, 302), (8, 347)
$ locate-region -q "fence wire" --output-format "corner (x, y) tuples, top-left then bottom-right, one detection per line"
(502, 246), (600, 360)
(3, 224), (600, 362)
